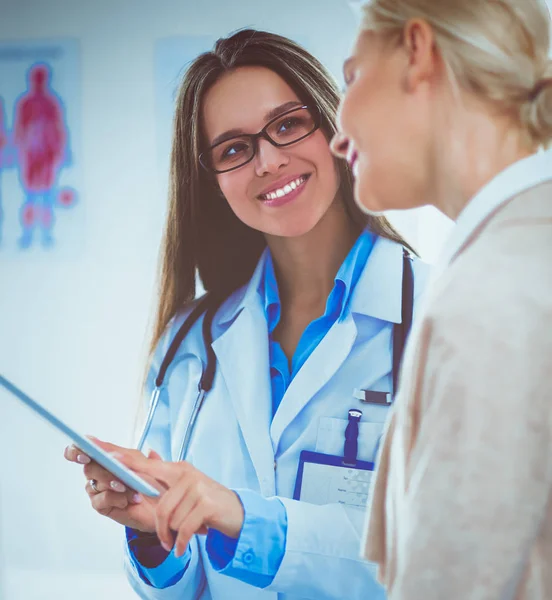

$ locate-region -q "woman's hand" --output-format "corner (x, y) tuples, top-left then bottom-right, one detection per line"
(93, 439), (245, 558)
(64, 442), (159, 533)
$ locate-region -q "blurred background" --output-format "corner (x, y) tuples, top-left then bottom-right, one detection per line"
(2, 0), (539, 598)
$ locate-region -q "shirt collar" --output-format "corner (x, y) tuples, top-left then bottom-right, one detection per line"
(216, 234), (410, 328)
(438, 149), (552, 271)
(261, 228), (376, 328)
(216, 248), (269, 326)
(262, 252), (281, 332)
(337, 228), (375, 307)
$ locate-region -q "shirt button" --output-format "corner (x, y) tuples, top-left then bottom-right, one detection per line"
(243, 549), (255, 565)
(274, 460), (277, 471)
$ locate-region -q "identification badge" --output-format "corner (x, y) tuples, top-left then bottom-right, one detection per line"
(293, 450), (374, 509)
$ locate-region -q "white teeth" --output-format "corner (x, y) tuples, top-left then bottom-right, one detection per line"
(260, 176), (307, 201)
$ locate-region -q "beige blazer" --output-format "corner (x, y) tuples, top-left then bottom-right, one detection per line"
(364, 182), (552, 599)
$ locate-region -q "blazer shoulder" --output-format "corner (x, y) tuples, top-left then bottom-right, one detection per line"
(491, 180), (552, 226)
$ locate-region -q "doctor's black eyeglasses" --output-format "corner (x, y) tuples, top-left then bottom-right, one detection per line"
(199, 105), (321, 174)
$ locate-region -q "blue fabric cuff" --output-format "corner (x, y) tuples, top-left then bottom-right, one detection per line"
(126, 527), (191, 589)
(206, 489), (287, 589)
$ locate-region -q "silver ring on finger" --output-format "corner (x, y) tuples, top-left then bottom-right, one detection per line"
(89, 479), (100, 493)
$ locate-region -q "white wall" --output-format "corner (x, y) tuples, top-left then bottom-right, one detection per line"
(0, 1), (451, 598)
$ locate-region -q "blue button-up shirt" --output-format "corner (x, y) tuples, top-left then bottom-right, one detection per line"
(262, 229), (375, 415)
(128, 229), (375, 589)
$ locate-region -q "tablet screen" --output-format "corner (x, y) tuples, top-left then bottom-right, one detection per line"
(0, 374), (160, 497)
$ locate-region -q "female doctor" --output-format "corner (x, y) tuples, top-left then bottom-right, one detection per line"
(65, 29), (428, 599)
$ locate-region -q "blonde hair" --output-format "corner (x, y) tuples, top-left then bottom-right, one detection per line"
(360, 0), (552, 148)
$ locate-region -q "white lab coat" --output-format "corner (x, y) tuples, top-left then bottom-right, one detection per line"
(124, 235), (429, 600)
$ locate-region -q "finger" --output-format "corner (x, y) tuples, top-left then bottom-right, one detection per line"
(83, 462), (128, 494)
(168, 484), (201, 535)
(90, 490), (130, 515)
(64, 444), (91, 464)
(83, 464), (140, 502)
(174, 504), (205, 558)
(85, 478), (110, 495)
(86, 481), (129, 507)
(116, 452), (184, 488)
(155, 476), (194, 552)
(148, 449), (163, 461)
(86, 436), (135, 454)
(86, 436), (142, 463)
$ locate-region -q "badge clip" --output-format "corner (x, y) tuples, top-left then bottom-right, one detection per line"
(343, 408), (362, 467)
(353, 389), (392, 405)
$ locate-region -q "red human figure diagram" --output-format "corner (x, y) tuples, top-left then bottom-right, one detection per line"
(0, 96), (7, 244)
(0, 98), (6, 158)
(13, 63), (75, 248)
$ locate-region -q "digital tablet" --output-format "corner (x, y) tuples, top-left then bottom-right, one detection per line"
(0, 374), (160, 497)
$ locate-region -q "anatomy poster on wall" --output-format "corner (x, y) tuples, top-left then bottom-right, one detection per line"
(0, 39), (81, 254)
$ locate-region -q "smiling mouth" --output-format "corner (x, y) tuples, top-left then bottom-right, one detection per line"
(257, 174), (310, 201)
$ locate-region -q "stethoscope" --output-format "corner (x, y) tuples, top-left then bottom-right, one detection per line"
(137, 250), (415, 461)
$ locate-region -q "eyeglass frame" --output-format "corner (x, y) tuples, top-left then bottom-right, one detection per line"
(198, 104), (321, 174)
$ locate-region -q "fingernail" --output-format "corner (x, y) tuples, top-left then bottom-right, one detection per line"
(132, 493), (142, 504)
(77, 454), (90, 464)
(110, 481), (126, 493)
(174, 546), (182, 558)
(110, 452), (123, 460)
(161, 541), (172, 552)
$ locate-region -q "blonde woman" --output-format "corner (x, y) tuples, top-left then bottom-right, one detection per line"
(331, 0), (552, 598)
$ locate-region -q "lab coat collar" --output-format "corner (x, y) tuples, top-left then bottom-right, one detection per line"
(216, 234), (405, 328)
(212, 235), (407, 476)
(439, 149), (552, 270)
(348, 235), (404, 324)
(215, 248), (269, 327)
(270, 237), (407, 454)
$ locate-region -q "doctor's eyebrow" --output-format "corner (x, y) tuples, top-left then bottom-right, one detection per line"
(209, 100), (304, 147)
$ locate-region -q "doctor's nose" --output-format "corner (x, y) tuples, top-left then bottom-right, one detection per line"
(254, 138), (289, 176)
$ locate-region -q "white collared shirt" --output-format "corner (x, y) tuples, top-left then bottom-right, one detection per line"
(439, 149), (552, 271)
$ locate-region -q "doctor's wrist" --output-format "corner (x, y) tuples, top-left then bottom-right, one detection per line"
(211, 489), (245, 539)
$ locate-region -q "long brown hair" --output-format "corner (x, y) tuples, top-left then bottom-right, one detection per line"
(151, 28), (413, 355)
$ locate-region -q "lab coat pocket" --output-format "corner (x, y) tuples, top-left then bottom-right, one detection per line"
(315, 417), (384, 463)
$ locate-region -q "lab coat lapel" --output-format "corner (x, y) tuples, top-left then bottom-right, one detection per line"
(212, 277), (275, 489)
(270, 236), (405, 453)
(270, 314), (358, 453)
